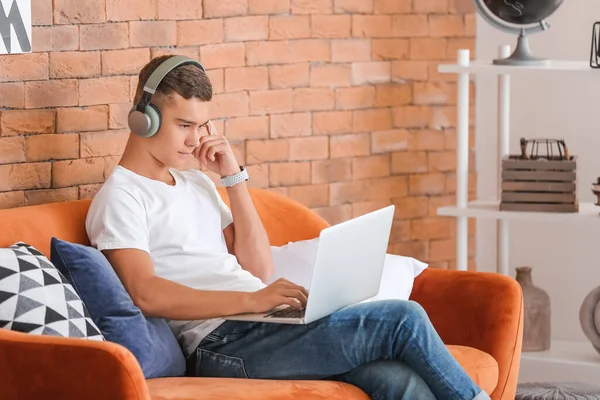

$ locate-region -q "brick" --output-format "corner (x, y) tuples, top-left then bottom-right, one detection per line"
(288, 184), (329, 208)
(389, 220), (411, 243)
(0, 163), (51, 191)
(331, 39), (371, 62)
(392, 197), (429, 219)
(330, 133), (369, 158)
(0, 83), (24, 108)
(270, 162), (311, 186)
(414, 0), (447, 13)
(429, 151), (456, 172)
(54, 0), (106, 24)
(50, 52), (100, 79)
(445, 172), (477, 195)
(52, 158), (106, 188)
(392, 61), (429, 81)
(225, 16), (268, 42)
(102, 49), (150, 76)
(25, 80), (78, 108)
(314, 204), (352, 225)
(32, 0), (53, 25)
(409, 173), (445, 195)
(245, 164), (269, 188)
(250, 90), (294, 115)
(79, 184), (102, 199)
(352, 61), (391, 85)
(374, 0), (412, 14)
(289, 136), (328, 161)
(371, 129), (409, 153)
(58, 106), (109, 133)
(80, 77), (130, 106)
(25, 188), (79, 206)
(389, 241), (428, 261)
(311, 158), (351, 183)
(329, 180), (369, 204)
(106, 0), (156, 21)
(430, 15), (463, 38)
(177, 20), (224, 46)
(250, 0), (289, 14)
(81, 23), (129, 51)
(411, 217), (451, 240)
(205, 69), (224, 94)
(226, 116), (269, 140)
(32, 27), (52, 52)
(1, 110), (55, 136)
(209, 92), (249, 119)
(292, 0), (332, 14)
(107, 103), (131, 130)
(158, 0), (202, 19)
(352, 200), (391, 218)
(352, 155), (389, 180)
(465, 14), (476, 37)
(270, 113), (311, 138)
(269, 64), (309, 89)
(0, 137), (25, 164)
(352, 15), (392, 38)
(0, 53), (48, 82)
(449, 0), (475, 14)
(311, 15), (350, 38)
(130, 21), (177, 48)
(429, 239), (456, 262)
(335, 86), (375, 110)
(246, 139), (288, 164)
(246, 40), (330, 65)
(25, 134), (79, 161)
(334, 0), (373, 13)
(372, 39), (409, 61)
(391, 151), (428, 174)
(392, 15), (429, 38)
(310, 64), (351, 87)
(80, 130), (129, 157)
(375, 84), (412, 107)
(52, 25), (79, 51)
(410, 38), (446, 60)
(0, 191), (24, 209)
(269, 16), (310, 40)
(225, 67), (268, 92)
(312, 111), (352, 136)
(294, 88), (335, 112)
(370, 176), (408, 199)
(353, 109), (391, 133)
(201, 43), (245, 69)
(392, 106), (432, 128)
(409, 130), (445, 151)
(205, 0), (248, 17)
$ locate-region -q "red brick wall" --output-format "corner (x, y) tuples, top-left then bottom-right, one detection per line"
(0, 0), (476, 269)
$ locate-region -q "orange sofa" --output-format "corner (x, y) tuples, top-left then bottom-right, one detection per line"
(0, 188), (523, 400)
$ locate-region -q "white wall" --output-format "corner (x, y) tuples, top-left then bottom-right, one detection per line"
(475, 0), (600, 345)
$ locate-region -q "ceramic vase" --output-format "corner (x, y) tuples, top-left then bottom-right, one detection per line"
(515, 266), (551, 351)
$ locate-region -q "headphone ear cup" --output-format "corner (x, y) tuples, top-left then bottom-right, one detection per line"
(144, 103), (162, 138)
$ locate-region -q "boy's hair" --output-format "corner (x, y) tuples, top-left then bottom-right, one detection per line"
(133, 55), (212, 105)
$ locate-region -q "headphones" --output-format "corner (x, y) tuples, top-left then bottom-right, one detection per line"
(128, 55), (206, 138)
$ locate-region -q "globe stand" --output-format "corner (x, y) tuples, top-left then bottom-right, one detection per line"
(494, 29), (550, 66)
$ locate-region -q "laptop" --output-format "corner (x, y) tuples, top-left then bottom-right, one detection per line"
(224, 205), (395, 325)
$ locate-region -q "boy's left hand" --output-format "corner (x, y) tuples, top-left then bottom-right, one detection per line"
(193, 121), (241, 177)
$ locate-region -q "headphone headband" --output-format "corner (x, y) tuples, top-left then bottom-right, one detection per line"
(143, 55), (206, 95)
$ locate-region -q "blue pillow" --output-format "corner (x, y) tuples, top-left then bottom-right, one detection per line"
(50, 237), (186, 379)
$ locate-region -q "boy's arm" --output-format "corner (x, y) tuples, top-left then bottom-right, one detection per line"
(223, 180), (274, 282)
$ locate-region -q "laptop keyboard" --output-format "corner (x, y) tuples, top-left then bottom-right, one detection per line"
(264, 307), (305, 319)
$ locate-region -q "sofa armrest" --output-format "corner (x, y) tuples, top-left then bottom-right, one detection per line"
(0, 328), (150, 400)
(410, 268), (523, 400)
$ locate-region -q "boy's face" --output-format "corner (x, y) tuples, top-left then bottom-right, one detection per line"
(147, 92), (211, 170)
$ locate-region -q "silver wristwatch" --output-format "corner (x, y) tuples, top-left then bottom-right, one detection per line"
(221, 166), (249, 187)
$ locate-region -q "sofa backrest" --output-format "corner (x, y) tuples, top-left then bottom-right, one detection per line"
(0, 187), (330, 257)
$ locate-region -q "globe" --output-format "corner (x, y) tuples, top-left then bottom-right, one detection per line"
(474, 0), (565, 65)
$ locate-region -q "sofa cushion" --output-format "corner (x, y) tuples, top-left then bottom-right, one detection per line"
(448, 345), (499, 395)
(0, 242), (103, 341)
(49, 237), (186, 379)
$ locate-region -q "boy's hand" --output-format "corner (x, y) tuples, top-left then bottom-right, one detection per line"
(193, 120), (241, 177)
(245, 278), (309, 314)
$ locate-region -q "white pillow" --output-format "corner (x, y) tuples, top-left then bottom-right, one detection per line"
(268, 238), (428, 302)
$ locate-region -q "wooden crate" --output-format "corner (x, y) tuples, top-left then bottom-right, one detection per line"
(500, 155), (578, 213)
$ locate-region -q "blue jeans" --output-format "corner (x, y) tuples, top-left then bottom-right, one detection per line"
(187, 300), (489, 400)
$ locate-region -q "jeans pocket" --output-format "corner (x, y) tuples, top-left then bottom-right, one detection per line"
(195, 348), (249, 379)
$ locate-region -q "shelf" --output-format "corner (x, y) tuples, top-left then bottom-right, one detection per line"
(437, 201), (599, 222)
(521, 340), (600, 367)
(438, 60), (596, 75)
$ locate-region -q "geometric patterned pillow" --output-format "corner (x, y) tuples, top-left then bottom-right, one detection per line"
(0, 242), (104, 341)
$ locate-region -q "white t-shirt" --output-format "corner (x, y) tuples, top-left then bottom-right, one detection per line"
(86, 166), (266, 356)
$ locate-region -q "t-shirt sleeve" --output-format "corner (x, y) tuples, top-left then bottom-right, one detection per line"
(85, 188), (150, 253)
(191, 170), (234, 230)
(217, 192), (234, 230)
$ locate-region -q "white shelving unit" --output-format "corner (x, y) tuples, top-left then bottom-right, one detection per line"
(438, 46), (598, 275)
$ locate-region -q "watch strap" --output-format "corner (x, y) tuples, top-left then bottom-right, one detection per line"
(221, 166), (249, 187)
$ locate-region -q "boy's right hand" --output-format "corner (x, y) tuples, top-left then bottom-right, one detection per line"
(246, 278), (309, 314)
